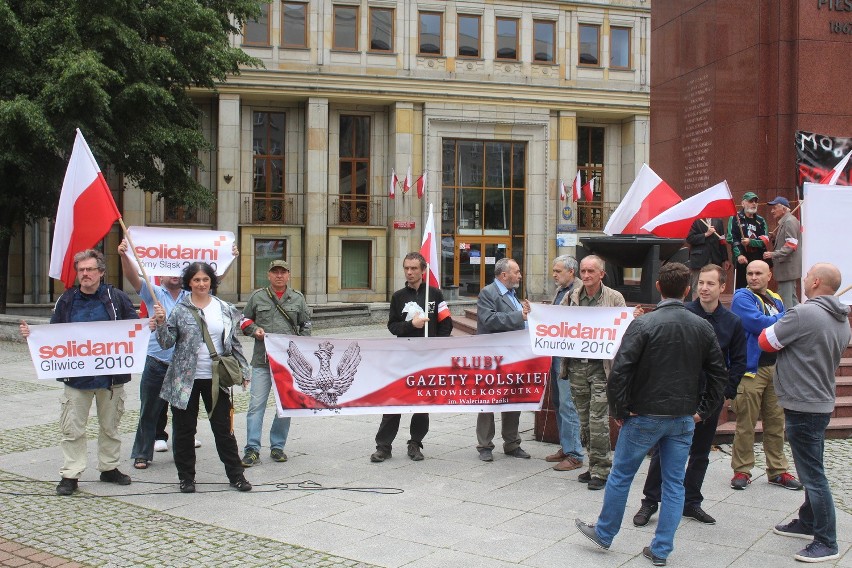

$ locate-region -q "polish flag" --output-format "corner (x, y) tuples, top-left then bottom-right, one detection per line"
(572, 171), (582, 201)
(582, 177), (595, 202)
(819, 149), (852, 185)
(559, 179), (567, 201)
(48, 129), (121, 288)
(419, 204), (451, 324)
(415, 171), (427, 199)
(603, 164), (682, 235)
(403, 165), (412, 194)
(641, 181), (737, 239)
(389, 169), (398, 199)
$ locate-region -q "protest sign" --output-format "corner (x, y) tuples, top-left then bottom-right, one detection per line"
(124, 226), (236, 276)
(527, 303), (633, 359)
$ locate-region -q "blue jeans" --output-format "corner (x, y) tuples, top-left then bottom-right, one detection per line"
(244, 365), (291, 453)
(552, 357), (583, 458)
(131, 357), (170, 461)
(595, 415), (695, 559)
(785, 410), (836, 550)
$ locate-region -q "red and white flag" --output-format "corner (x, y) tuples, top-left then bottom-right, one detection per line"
(419, 203), (451, 323)
(49, 129), (121, 288)
(415, 171), (427, 199)
(641, 181), (737, 239)
(559, 179), (567, 201)
(403, 165), (412, 194)
(603, 164), (681, 235)
(572, 171), (582, 201)
(582, 177), (595, 202)
(389, 169), (398, 199)
(819, 149), (852, 185)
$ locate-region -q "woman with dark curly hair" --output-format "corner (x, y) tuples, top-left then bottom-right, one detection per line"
(153, 262), (252, 493)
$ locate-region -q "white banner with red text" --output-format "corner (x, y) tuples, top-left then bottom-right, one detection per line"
(25, 320), (152, 379)
(264, 330), (551, 417)
(124, 226), (236, 276)
(527, 304), (633, 359)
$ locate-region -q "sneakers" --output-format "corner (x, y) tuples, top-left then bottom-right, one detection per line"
(270, 448), (288, 463)
(587, 476), (606, 490)
(794, 541), (840, 563)
(731, 472), (750, 490)
(773, 518), (814, 540)
(478, 449), (494, 462)
(154, 439), (168, 452)
(642, 546), (667, 566)
(578, 470), (592, 483)
(553, 456), (583, 472)
(407, 442), (424, 461)
(545, 448), (566, 463)
(99, 469), (132, 486)
(633, 502), (658, 527)
(241, 449), (260, 467)
(575, 519), (609, 550)
(769, 472), (803, 490)
(229, 475), (253, 492)
(370, 448), (392, 463)
(56, 477), (78, 496)
(683, 504), (716, 525)
(505, 447), (531, 459)
(179, 478), (196, 493)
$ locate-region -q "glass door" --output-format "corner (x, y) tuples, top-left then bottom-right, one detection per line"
(456, 238), (511, 297)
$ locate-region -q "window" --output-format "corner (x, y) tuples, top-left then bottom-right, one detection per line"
(369, 8), (393, 52)
(333, 5), (358, 51)
(164, 165), (201, 224)
(577, 126), (605, 230)
(253, 111), (286, 222)
(579, 24), (600, 66)
(338, 115), (371, 224)
(253, 239), (287, 289)
(282, 2), (307, 48)
(533, 20), (555, 63)
(495, 17), (519, 60)
(341, 241), (372, 289)
(419, 12), (442, 55)
(243, 2), (270, 46)
(457, 14), (480, 58)
(610, 27), (631, 69)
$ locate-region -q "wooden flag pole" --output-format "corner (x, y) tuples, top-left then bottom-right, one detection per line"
(118, 219), (161, 309)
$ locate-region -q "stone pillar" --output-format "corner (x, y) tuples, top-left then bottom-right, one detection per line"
(557, 111), (578, 255)
(217, 93), (241, 301)
(304, 97), (329, 303)
(621, 115), (649, 196)
(388, 102), (416, 288)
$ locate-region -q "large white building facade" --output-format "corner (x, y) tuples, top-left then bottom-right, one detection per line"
(13, 0), (651, 305)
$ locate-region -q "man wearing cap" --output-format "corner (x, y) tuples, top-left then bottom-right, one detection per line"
(240, 260), (312, 467)
(728, 192), (770, 290)
(763, 197), (802, 308)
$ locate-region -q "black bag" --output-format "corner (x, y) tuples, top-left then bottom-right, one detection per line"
(190, 308), (243, 393)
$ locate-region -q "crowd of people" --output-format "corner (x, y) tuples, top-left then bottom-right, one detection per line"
(16, 191), (849, 565)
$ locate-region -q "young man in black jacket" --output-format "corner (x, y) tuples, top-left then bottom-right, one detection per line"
(370, 252), (453, 463)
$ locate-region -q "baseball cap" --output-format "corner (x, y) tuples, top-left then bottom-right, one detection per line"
(767, 196), (790, 207)
(742, 192), (759, 202)
(268, 260), (290, 271)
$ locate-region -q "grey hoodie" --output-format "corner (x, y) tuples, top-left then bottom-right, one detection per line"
(762, 295), (851, 413)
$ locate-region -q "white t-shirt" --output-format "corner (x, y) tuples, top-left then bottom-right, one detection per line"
(194, 302), (225, 380)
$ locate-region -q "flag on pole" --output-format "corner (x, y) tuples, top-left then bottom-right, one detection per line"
(389, 169), (398, 199)
(48, 129), (121, 288)
(572, 171), (582, 201)
(403, 165), (412, 194)
(582, 177), (595, 202)
(559, 179), (567, 201)
(819, 149), (852, 185)
(415, 171), (427, 199)
(603, 164), (682, 235)
(641, 181), (737, 239)
(419, 204), (451, 322)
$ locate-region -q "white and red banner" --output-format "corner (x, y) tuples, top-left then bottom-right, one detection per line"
(527, 304), (634, 359)
(559, 179), (567, 201)
(389, 169), (398, 199)
(124, 226), (236, 276)
(415, 171), (426, 199)
(582, 177), (595, 202)
(572, 172), (582, 201)
(25, 320), (151, 380)
(604, 163), (681, 235)
(420, 204), (440, 290)
(641, 181), (737, 239)
(820, 149), (852, 185)
(403, 165), (412, 194)
(49, 129), (122, 288)
(265, 330), (551, 417)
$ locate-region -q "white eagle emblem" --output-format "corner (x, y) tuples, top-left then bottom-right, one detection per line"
(287, 340), (361, 407)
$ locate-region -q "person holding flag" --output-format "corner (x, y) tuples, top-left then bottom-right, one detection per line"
(728, 192), (770, 290)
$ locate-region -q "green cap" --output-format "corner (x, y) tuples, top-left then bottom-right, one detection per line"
(268, 260), (290, 271)
(742, 192), (758, 202)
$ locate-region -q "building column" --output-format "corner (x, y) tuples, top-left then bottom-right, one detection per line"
(216, 93), (241, 301)
(388, 102), (416, 288)
(304, 97), (329, 303)
(621, 115), (649, 197)
(556, 111), (578, 258)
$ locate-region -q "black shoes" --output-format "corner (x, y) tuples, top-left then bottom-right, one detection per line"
(99, 468), (131, 486)
(478, 449), (493, 462)
(643, 546), (667, 566)
(575, 519), (609, 550)
(578, 470), (591, 483)
(229, 475), (252, 492)
(179, 479), (196, 493)
(56, 477), (78, 496)
(370, 448), (392, 463)
(505, 447), (531, 459)
(633, 502), (659, 527)
(587, 476), (606, 490)
(683, 504), (716, 525)
(407, 442), (424, 461)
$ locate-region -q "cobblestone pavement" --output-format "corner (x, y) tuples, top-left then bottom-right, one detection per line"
(0, 537), (88, 567)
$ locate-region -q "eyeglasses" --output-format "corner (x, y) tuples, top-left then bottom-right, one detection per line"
(77, 267), (102, 273)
